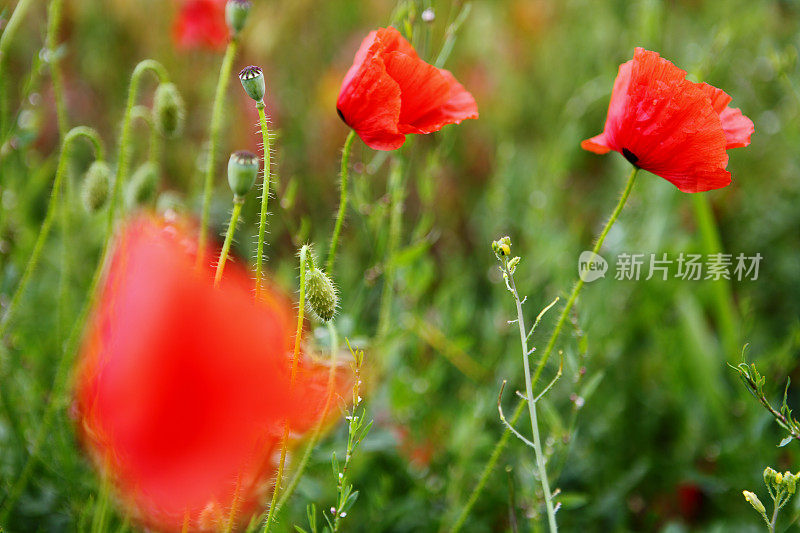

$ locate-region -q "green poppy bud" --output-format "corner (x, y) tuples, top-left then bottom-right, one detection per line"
(239, 65), (265, 103)
(153, 83), (185, 138)
(126, 162), (159, 208)
(306, 267), (338, 322)
(81, 161), (111, 212)
(227, 150), (258, 198)
(226, 0), (251, 36)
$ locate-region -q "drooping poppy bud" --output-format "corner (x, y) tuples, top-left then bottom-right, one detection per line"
(81, 161), (111, 213)
(225, 0), (251, 36)
(125, 162), (159, 208)
(239, 65), (265, 103)
(153, 82), (186, 138)
(227, 150), (258, 198)
(305, 266), (338, 322)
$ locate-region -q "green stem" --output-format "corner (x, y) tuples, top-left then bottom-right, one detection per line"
(214, 198), (244, 287)
(0, 0), (36, 135)
(108, 59), (168, 236)
(450, 399), (524, 533)
(377, 158), (405, 338)
(263, 245), (308, 532)
(199, 40), (238, 259)
(531, 166), (638, 387)
(0, 126), (104, 343)
(272, 320), (339, 517)
(326, 130), (356, 274)
(504, 260), (557, 532)
(254, 101), (272, 292)
(691, 193), (739, 359)
(451, 166), (638, 530)
(46, 0), (68, 139)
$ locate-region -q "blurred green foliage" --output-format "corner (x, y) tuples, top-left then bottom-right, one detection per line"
(1, 0), (800, 531)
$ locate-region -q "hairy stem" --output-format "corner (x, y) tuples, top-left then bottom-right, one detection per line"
(271, 321), (340, 518)
(264, 246), (308, 531)
(254, 101), (272, 293)
(451, 166), (638, 529)
(214, 198), (244, 286)
(531, 166), (638, 386)
(326, 130), (356, 274)
(199, 40), (238, 260)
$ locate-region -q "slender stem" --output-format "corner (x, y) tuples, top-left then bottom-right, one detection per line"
(531, 166), (638, 387)
(0, 0), (36, 134)
(108, 59), (168, 236)
(450, 400), (524, 533)
(254, 101), (272, 293)
(0, 126), (104, 343)
(691, 193), (739, 358)
(199, 40), (238, 259)
(264, 246), (308, 531)
(504, 261), (557, 532)
(272, 320), (339, 518)
(377, 158), (405, 338)
(214, 198), (244, 287)
(770, 503), (779, 533)
(451, 166), (639, 530)
(326, 130), (356, 274)
(46, 0), (68, 139)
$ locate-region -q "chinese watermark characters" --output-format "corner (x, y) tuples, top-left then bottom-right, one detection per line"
(579, 252), (762, 283)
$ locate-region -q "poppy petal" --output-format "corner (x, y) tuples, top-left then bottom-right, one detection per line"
(337, 52), (405, 151)
(718, 105), (754, 149)
(407, 69), (479, 134)
(382, 51), (452, 130)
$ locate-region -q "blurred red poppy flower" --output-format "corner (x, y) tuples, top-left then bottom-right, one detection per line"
(582, 48), (754, 193)
(337, 27), (478, 151)
(74, 214), (347, 532)
(173, 0), (228, 51)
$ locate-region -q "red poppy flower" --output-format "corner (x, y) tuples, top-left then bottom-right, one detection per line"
(581, 48), (754, 193)
(173, 0), (228, 51)
(337, 27), (479, 151)
(74, 215), (348, 532)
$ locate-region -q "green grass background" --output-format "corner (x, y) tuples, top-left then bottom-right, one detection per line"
(1, 0), (799, 531)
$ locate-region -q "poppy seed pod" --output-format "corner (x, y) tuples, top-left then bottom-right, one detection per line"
(225, 0), (251, 36)
(153, 83), (186, 138)
(126, 162), (159, 208)
(239, 65), (265, 103)
(306, 267), (338, 322)
(81, 161), (111, 212)
(227, 151), (258, 198)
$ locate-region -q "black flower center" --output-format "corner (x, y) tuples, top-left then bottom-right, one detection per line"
(622, 148), (639, 166)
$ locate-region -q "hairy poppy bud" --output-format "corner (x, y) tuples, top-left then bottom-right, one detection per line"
(153, 83), (185, 138)
(239, 65), (265, 103)
(225, 0), (251, 36)
(81, 161), (111, 212)
(227, 151), (258, 198)
(306, 266), (338, 322)
(126, 162), (159, 208)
